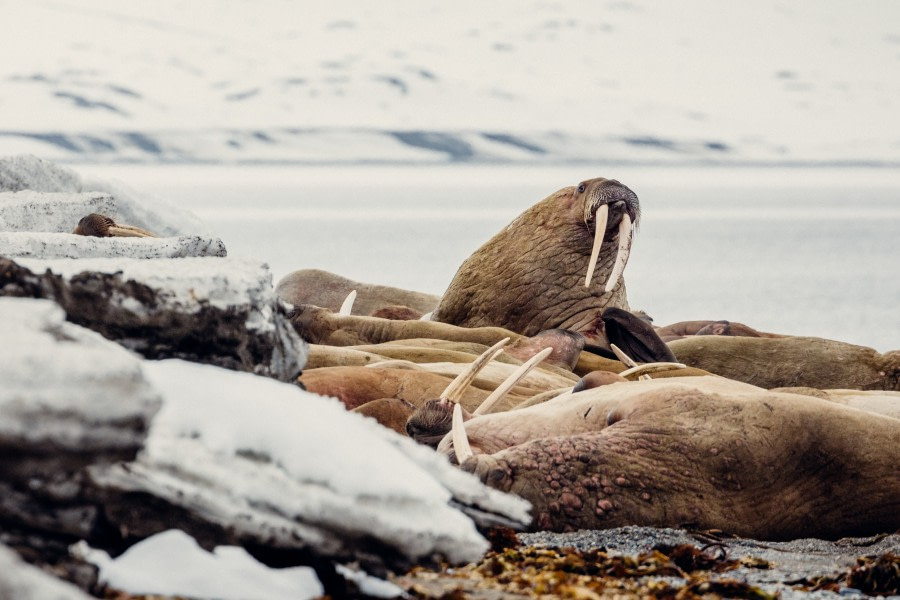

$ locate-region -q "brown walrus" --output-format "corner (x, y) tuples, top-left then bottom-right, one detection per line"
(276, 268), (439, 315)
(443, 376), (900, 539)
(668, 335), (900, 390)
(73, 213), (158, 238)
(432, 177), (640, 346)
(655, 319), (785, 343)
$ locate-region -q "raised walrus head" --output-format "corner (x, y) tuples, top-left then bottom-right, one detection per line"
(432, 177), (640, 346)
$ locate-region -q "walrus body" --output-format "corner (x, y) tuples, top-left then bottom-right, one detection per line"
(276, 269), (439, 315)
(669, 335), (900, 390)
(446, 377), (900, 539)
(432, 178), (640, 347)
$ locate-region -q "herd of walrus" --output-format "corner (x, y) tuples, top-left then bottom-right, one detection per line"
(84, 177), (900, 541)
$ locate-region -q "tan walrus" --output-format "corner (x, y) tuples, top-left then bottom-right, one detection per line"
(276, 268), (439, 315)
(432, 177), (640, 347)
(443, 376), (900, 539)
(668, 335), (900, 391)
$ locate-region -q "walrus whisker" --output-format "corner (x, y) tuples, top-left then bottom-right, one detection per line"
(472, 347), (553, 416)
(620, 362), (687, 380)
(339, 290), (357, 316)
(440, 337), (510, 403)
(604, 213), (633, 293)
(452, 403), (474, 464)
(584, 203), (609, 287)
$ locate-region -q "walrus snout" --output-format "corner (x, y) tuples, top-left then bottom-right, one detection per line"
(577, 178), (640, 291)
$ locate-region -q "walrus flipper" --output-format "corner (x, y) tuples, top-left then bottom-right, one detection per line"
(602, 307), (677, 363)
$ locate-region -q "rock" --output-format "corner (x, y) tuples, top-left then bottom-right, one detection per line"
(0, 231), (227, 259)
(0, 298), (161, 592)
(0, 155), (81, 193)
(0, 191), (118, 232)
(0, 301), (529, 595)
(1, 256), (306, 380)
(0, 154), (206, 236)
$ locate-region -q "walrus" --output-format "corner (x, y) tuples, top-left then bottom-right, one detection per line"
(655, 319), (785, 343)
(299, 366), (489, 411)
(432, 178), (642, 347)
(73, 213), (158, 237)
(442, 376), (900, 539)
(668, 335), (900, 391)
(276, 268), (439, 315)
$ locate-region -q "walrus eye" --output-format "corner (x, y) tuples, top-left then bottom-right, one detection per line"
(577, 183), (586, 194)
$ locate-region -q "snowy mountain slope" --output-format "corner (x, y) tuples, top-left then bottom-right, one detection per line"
(2, 0), (899, 164)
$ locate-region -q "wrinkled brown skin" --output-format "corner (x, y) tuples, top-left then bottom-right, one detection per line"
(73, 213), (116, 236)
(669, 336), (900, 391)
(433, 178), (640, 346)
(505, 329), (585, 371)
(299, 366), (489, 411)
(276, 269), (439, 315)
(352, 398), (417, 434)
(448, 378), (900, 539)
(290, 304), (522, 347)
(655, 320), (785, 342)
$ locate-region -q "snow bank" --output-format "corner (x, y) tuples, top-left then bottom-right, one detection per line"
(0, 297), (160, 451)
(78, 530), (323, 600)
(0, 155), (207, 236)
(93, 359), (529, 566)
(0, 231), (226, 259)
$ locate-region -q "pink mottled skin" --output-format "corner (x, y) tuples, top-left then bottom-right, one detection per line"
(444, 378), (900, 540)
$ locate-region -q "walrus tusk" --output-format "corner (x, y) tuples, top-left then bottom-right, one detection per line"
(604, 213), (633, 293)
(620, 362), (687, 380)
(440, 337), (510, 403)
(611, 343), (652, 380)
(610, 343), (638, 368)
(583, 204), (609, 287)
(452, 403), (474, 464)
(472, 347), (553, 416)
(339, 290), (357, 316)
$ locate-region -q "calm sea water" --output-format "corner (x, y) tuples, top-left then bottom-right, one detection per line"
(83, 165), (900, 352)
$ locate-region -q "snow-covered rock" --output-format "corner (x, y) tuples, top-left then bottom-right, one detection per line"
(0, 298), (528, 597)
(0, 298), (160, 594)
(0, 191), (117, 232)
(0, 231), (226, 259)
(0, 297), (160, 454)
(0, 155), (207, 236)
(1, 256), (305, 380)
(91, 359), (529, 571)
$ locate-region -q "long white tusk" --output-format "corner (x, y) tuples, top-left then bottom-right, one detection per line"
(440, 337), (510, 403)
(610, 343), (638, 368)
(604, 214), (633, 293)
(620, 362), (687, 380)
(452, 403), (474, 464)
(473, 347), (553, 416)
(583, 204), (609, 287)
(107, 224), (158, 238)
(339, 290), (357, 316)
